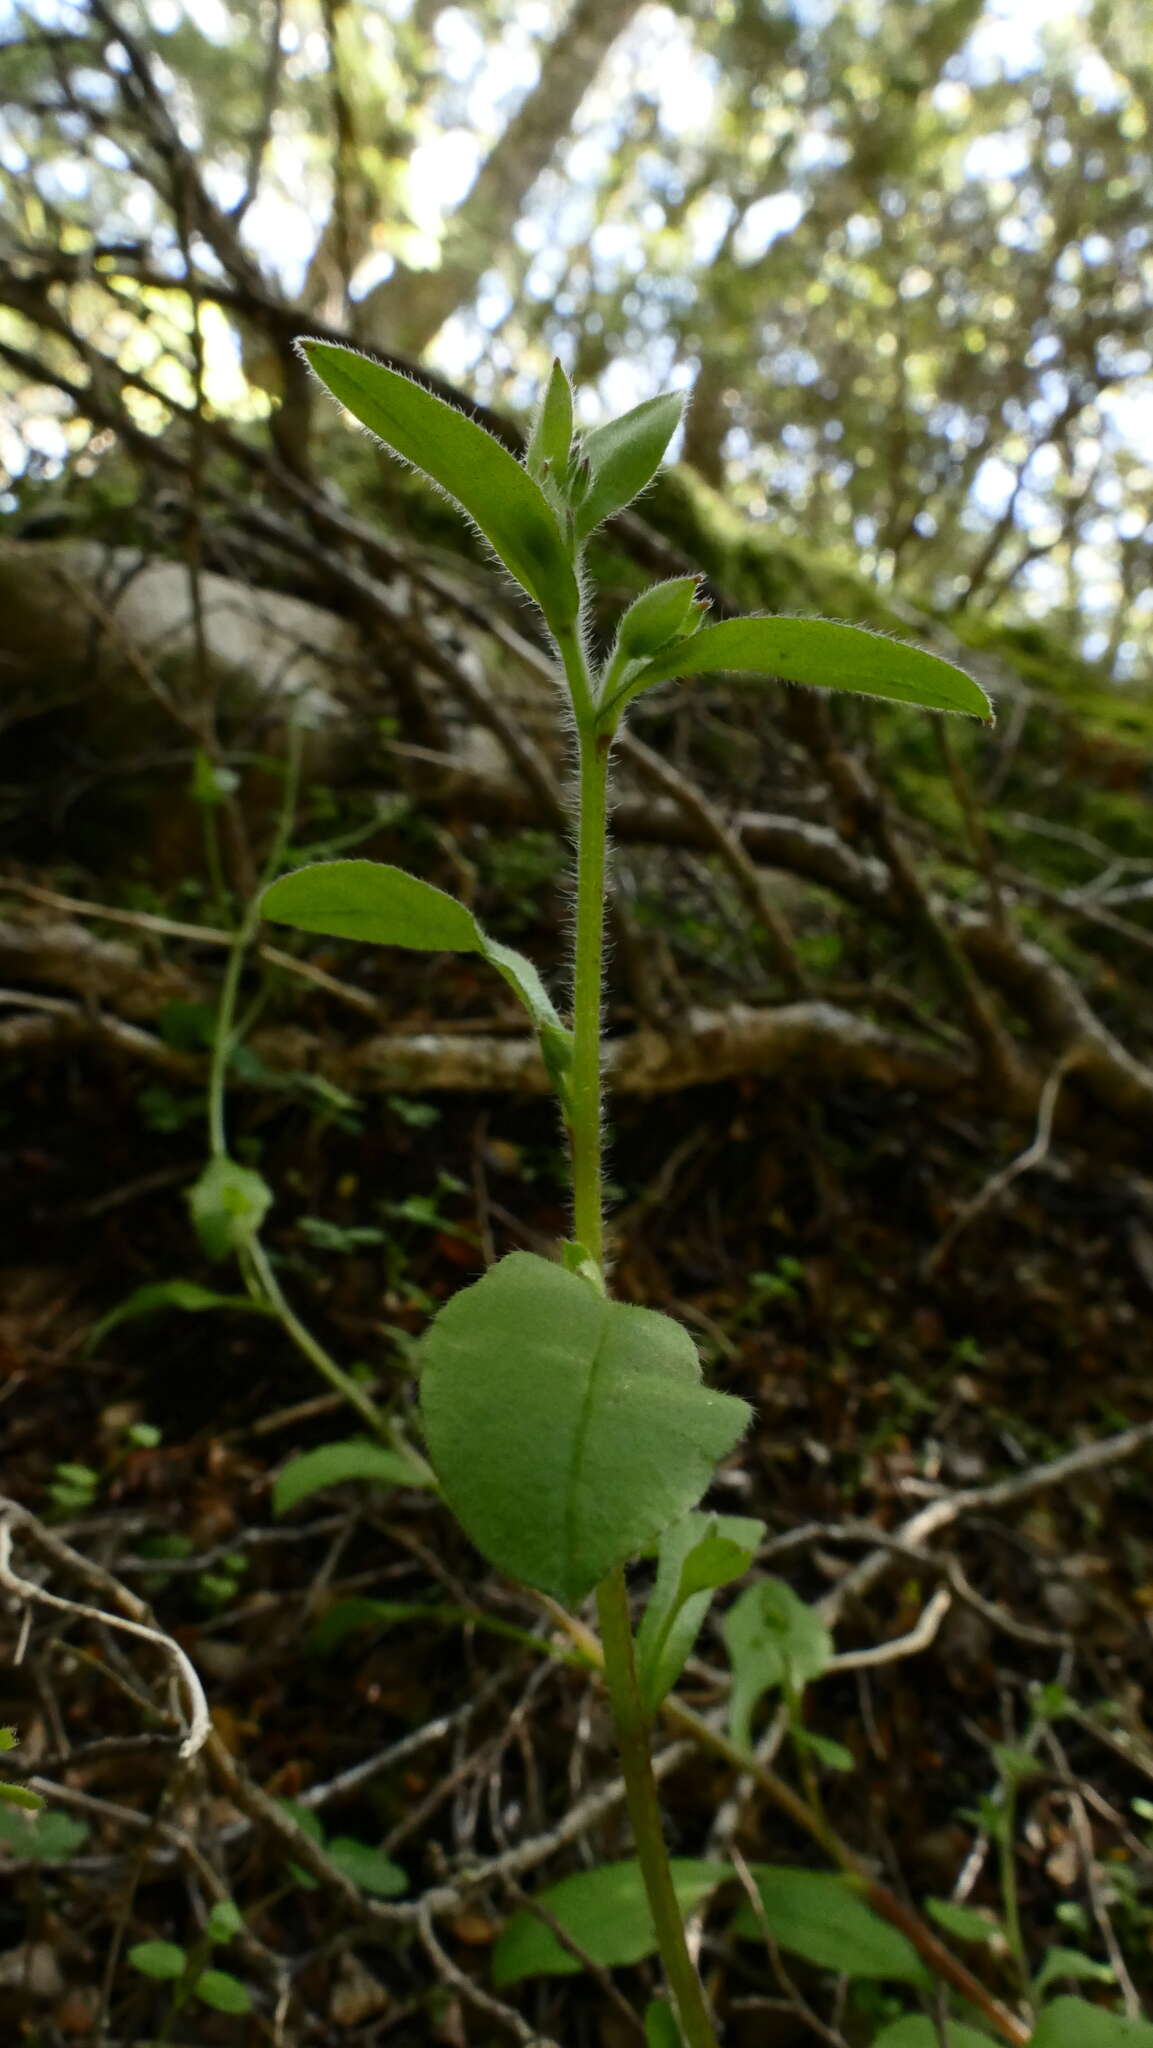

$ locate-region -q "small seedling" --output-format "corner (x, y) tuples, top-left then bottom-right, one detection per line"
(128, 1899), (251, 2019)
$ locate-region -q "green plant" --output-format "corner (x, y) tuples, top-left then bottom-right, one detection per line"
(128, 1899), (251, 2023)
(0, 1728), (44, 1817)
(255, 343), (998, 2048)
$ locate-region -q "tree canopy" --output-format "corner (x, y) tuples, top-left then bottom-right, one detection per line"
(2, 0), (1152, 677)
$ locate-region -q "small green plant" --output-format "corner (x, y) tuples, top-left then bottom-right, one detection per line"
(254, 344), (998, 2048)
(128, 1898), (251, 2020)
(0, 1727), (44, 1817)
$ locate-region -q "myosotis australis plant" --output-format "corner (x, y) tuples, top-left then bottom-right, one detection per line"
(259, 342), (994, 2048)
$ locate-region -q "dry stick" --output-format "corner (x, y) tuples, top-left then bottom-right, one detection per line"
(618, 728), (810, 993)
(923, 1045), (1085, 1278)
(416, 1904), (561, 2048)
(1041, 1724), (1142, 2019)
(802, 699), (1022, 1095)
(0, 1510), (209, 1762)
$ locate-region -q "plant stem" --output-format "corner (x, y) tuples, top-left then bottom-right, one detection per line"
(597, 1567), (720, 2048)
(241, 1239), (387, 1439)
(207, 726), (304, 1159)
(560, 623), (717, 2044)
(569, 725), (609, 1266)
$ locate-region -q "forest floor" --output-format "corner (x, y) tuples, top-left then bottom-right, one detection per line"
(3, 999), (1153, 2046)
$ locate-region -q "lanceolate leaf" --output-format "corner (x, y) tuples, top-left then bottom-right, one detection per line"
(492, 1859), (729, 1985)
(299, 341), (579, 627)
(273, 1439), (432, 1517)
(261, 862), (570, 1076)
(419, 1253), (750, 1605)
(606, 615), (993, 722)
(736, 1868), (928, 1984)
(576, 391), (685, 539)
(526, 357), (574, 478)
(635, 1510), (764, 1714)
(87, 1279), (265, 1351)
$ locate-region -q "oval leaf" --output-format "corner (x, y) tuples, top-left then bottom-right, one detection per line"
(1031, 1999), (1153, 2046)
(614, 615), (993, 722)
(576, 391), (685, 540)
(273, 1439), (430, 1516)
(492, 1859), (729, 1986)
(194, 1968), (251, 2014)
(129, 1941), (187, 1982)
(300, 340), (578, 627)
(738, 1868), (927, 1984)
(326, 1836), (408, 1898)
(420, 1253), (750, 1605)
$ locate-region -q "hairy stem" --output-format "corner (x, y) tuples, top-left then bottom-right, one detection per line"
(597, 1568), (721, 2048)
(561, 625), (718, 2045)
(570, 728), (609, 1264)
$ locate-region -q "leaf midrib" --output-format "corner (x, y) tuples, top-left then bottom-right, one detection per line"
(561, 1306), (613, 1597)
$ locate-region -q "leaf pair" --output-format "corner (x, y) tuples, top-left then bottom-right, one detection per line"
(300, 343), (684, 630)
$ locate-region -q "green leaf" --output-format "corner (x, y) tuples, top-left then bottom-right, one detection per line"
(273, 1438), (431, 1516)
(326, 1836), (408, 1897)
(924, 1898), (1002, 1945)
(645, 2000), (683, 2048)
(526, 358), (574, 479)
(1030, 2000), (1153, 2046)
(420, 1253), (750, 1605)
(204, 1900), (244, 1944)
(308, 1596), (445, 1655)
(194, 1968), (252, 2014)
(128, 1940), (187, 1982)
(188, 1157), (272, 1261)
(575, 391), (685, 539)
(608, 615), (993, 723)
(635, 1510), (763, 1713)
(870, 2022), (995, 2048)
(0, 1783), (44, 1813)
(492, 1859), (728, 1985)
(0, 1805), (88, 1859)
(1033, 1950), (1116, 1997)
(261, 861), (570, 1076)
(795, 1729), (854, 1773)
(737, 1868), (928, 1984)
(87, 1278), (263, 1351)
(299, 341), (579, 627)
(0, 1729), (18, 1753)
(723, 1578), (833, 1751)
